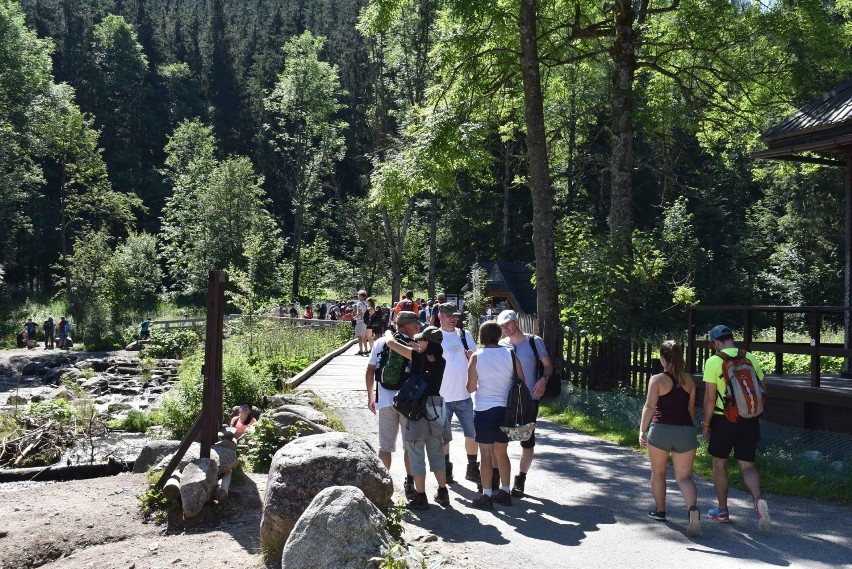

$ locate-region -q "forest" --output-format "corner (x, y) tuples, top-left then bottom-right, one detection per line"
(2, 0), (851, 357)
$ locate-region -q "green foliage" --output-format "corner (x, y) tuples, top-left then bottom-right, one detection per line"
(104, 232), (161, 321)
(109, 409), (164, 433)
(372, 543), (443, 569)
(138, 485), (176, 523)
(143, 328), (201, 359)
(27, 399), (75, 423)
(380, 500), (409, 542)
(246, 417), (306, 472)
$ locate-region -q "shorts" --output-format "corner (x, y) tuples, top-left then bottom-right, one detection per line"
(519, 401), (540, 449)
(370, 326), (382, 336)
(404, 437), (445, 476)
(445, 398), (476, 438)
(58, 332), (67, 340)
(378, 406), (404, 452)
(474, 406), (508, 445)
(648, 423), (699, 453)
(26, 332), (35, 340)
(708, 414), (760, 462)
(355, 320), (367, 337)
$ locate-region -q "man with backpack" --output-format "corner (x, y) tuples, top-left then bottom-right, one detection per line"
(437, 302), (479, 486)
(702, 324), (771, 532)
(365, 311), (422, 498)
(497, 309), (554, 497)
(394, 290), (419, 323)
(43, 317), (55, 349)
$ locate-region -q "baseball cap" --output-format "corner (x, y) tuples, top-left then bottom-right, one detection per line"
(396, 311), (421, 326)
(709, 324), (733, 341)
(414, 326), (443, 343)
(438, 302), (457, 315)
(437, 292), (447, 302)
(497, 310), (518, 325)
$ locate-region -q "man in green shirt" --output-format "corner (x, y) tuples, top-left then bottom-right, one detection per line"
(702, 324), (771, 532)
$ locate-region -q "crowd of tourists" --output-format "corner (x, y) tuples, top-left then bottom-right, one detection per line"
(364, 302), (772, 538)
(17, 315), (71, 350)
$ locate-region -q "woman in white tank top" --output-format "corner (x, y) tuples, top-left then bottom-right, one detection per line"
(466, 321), (524, 510)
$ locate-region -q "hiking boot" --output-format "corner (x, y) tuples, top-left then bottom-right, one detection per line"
(491, 468), (500, 491)
(403, 476), (415, 500)
(465, 462), (481, 483)
(708, 507), (730, 523)
(756, 499), (771, 532)
(648, 509), (667, 521)
(434, 487), (450, 507)
(471, 493), (493, 511)
(407, 492), (429, 510)
(511, 474), (525, 497)
(492, 489), (513, 507)
(687, 506), (701, 537)
(445, 462), (455, 484)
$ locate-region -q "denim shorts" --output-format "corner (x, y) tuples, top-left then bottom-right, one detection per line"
(444, 398), (476, 438)
(474, 406), (508, 445)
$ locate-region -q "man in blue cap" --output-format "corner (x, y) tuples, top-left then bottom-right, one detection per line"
(702, 324), (771, 532)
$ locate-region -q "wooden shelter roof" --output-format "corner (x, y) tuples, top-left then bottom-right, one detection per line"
(753, 76), (852, 165)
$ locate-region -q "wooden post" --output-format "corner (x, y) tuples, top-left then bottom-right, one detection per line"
(845, 153), (852, 377)
(686, 308), (696, 373)
(775, 311), (784, 375)
(810, 308), (821, 388)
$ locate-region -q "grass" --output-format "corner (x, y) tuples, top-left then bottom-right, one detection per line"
(540, 402), (852, 505)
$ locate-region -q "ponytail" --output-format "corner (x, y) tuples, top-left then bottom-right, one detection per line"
(660, 340), (694, 392)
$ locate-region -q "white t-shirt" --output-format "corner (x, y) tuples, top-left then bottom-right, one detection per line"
(499, 334), (548, 399)
(439, 327), (476, 402)
(368, 336), (412, 410)
(354, 300), (367, 319)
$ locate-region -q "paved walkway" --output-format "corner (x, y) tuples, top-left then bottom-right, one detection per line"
(300, 344), (852, 569)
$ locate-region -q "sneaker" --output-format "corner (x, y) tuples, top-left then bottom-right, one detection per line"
(471, 493), (493, 511)
(445, 462), (455, 484)
(687, 506), (701, 537)
(511, 475), (525, 497)
(403, 477), (415, 500)
(756, 499), (771, 532)
(407, 492), (429, 510)
(648, 509), (667, 521)
(434, 487), (450, 507)
(708, 507), (730, 523)
(465, 462), (481, 483)
(356, 350), (363, 355)
(492, 489), (513, 507)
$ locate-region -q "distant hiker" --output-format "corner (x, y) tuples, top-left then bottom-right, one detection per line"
(289, 303), (298, 318)
(24, 317), (36, 349)
(139, 317), (152, 340)
(354, 290), (369, 355)
(302, 305), (313, 319)
(639, 340), (700, 537)
(394, 290), (419, 323)
(43, 317), (55, 349)
(57, 316), (69, 349)
(702, 325), (771, 532)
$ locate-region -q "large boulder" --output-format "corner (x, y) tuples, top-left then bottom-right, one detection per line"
(281, 486), (390, 569)
(264, 394), (314, 409)
(267, 409), (332, 438)
(259, 432), (393, 564)
(180, 457), (219, 518)
(21, 362), (39, 376)
(133, 440), (182, 473)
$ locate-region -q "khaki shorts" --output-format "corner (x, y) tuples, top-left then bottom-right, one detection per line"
(378, 406), (404, 452)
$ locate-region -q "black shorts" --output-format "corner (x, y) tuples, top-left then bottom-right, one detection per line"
(708, 414), (760, 462)
(520, 400), (541, 449)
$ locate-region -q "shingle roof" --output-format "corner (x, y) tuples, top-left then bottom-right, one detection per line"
(479, 260), (537, 315)
(762, 76), (852, 142)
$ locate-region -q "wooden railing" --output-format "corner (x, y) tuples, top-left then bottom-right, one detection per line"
(152, 314), (348, 333)
(686, 306), (852, 387)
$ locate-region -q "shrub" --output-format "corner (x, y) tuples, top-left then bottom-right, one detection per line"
(143, 329), (201, 359)
(27, 399), (75, 423)
(245, 417), (307, 472)
(109, 409), (163, 432)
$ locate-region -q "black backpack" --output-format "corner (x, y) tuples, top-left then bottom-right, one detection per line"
(376, 334), (410, 390)
(393, 356), (435, 421)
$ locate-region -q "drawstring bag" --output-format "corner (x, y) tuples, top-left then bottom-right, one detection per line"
(501, 352), (537, 442)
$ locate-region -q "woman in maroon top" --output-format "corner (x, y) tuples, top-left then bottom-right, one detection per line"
(639, 340), (700, 536)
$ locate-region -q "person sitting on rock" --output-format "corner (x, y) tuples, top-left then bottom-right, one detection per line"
(230, 403), (257, 440)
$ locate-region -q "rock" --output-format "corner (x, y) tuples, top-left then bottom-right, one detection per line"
(179, 457), (219, 518)
(125, 341), (143, 351)
(267, 410), (333, 438)
(50, 385), (76, 401)
(216, 439), (237, 453)
(107, 402), (133, 414)
(21, 362), (39, 376)
(30, 394), (44, 403)
(90, 359), (110, 372)
(81, 376), (109, 392)
(280, 486), (391, 569)
(42, 367), (66, 385)
(153, 442), (239, 475)
(259, 432), (393, 563)
(274, 404), (330, 425)
(6, 395), (27, 406)
(264, 394), (314, 409)
(133, 440), (182, 474)
(803, 450), (823, 461)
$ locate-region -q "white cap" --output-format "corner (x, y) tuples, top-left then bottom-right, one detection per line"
(497, 310), (518, 325)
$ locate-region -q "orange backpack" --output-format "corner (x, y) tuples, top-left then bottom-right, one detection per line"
(717, 349), (767, 422)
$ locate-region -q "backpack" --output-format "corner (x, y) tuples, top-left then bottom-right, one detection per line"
(43, 320), (51, 332)
(393, 356), (436, 421)
(458, 328), (469, 351)
(717, 349), (767, 421)
(376, 334), (410, 390)
(502, 352), (537, 441)
(398, 298), (415, 312)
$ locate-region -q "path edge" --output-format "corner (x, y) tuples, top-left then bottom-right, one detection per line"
(286, 338), (358, 389)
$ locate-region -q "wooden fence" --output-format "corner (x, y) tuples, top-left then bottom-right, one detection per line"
(564, 334), (663, 395)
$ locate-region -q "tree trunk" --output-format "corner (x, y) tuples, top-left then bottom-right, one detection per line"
(609, 0), (636, 334)
(518, 0), (563, 369)
(428, 194), (437, 298)
(381, 198), (415, 305)
(502, 140), (511, 253)
(291, 207), (303, 301)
